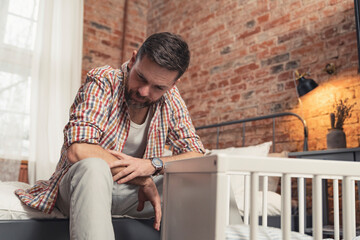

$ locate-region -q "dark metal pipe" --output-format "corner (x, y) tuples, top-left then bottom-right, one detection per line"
(196, 112), (309, 151)
(121, 0), (129, 63)
(354, 0), (360, 73)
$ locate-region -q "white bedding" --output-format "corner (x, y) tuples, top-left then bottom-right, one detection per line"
(0, 181), (65, 219)
(226, 224), (360, 240)
(0, 181), (149, 220)
(226, 224), (313, 240)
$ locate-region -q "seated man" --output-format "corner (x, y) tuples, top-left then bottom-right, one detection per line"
(16, 32), (204, 239)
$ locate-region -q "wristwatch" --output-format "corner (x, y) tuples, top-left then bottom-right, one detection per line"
(151, 157), (164, 176)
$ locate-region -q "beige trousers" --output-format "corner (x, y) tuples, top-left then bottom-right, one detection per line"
(56, 158), (163, 240)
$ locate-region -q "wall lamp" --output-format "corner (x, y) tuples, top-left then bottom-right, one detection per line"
(294, 70), (318, 97)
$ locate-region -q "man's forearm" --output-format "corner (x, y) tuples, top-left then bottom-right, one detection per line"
(158, 151), (204, 175)
(161, 151), (203, 162)
(67, 143), (203, 185)
(67, 143), (121, 173)
(129, 152), (203, 184)
(67, 143), (151, 186)
(67, 143), (116, 164)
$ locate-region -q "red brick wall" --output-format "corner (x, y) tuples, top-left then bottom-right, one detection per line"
(146, 0), (360, 152)
(82, 0), (360, 152)
(82, 0), (148, 82)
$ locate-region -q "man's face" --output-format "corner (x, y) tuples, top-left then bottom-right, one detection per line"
(125, 52), (178, 109)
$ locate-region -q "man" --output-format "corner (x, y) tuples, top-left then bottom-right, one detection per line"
(16, 32), (204, 239)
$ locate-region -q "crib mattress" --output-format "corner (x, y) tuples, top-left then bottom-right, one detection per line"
(226, 224), (312, 240)
(226, 224), (360, 240)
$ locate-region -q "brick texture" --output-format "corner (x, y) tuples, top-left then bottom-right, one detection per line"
(80, 0), (360, 152)
(82, 0), (148, 82)
(145, 0), (360, 153)
(82, 0), (360, 226)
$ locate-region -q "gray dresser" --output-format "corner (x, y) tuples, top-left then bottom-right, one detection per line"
(289, 147), (360, 236)
(288, 147), (360, 162)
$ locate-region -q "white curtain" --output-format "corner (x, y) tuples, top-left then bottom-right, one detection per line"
(0, 0), (36, 162)
(29, 0), (83, 184)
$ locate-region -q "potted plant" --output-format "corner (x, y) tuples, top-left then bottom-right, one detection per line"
(326, 98), (356, 149)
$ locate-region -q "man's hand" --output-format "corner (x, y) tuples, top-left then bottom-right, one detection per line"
(107, 150), (155, 184)
(137, 178), (162, 231)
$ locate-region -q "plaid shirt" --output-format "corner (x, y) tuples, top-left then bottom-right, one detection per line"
(16, 63), (204, 214)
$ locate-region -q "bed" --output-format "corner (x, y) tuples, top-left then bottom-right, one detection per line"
(161, 153), (360, 240)
(0, 161), (160, 240)
(0, 112), (356, 239)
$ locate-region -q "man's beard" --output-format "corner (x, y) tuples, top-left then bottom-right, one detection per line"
(124, 82), (158, 109)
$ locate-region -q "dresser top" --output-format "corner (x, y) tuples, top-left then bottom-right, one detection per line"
(289, 147), (360, 157)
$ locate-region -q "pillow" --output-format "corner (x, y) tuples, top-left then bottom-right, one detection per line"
(263, 151), (289, 192)
(0, 181), (66, 220)
(205, 141), (272, 156)
(232, 188), (281, 216)
(205, 142), (282, 217)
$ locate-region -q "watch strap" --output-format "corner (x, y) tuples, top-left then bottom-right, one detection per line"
(153, 168), (162, 176)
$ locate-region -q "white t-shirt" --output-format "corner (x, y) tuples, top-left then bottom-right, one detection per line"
(122, 109), (152, 158)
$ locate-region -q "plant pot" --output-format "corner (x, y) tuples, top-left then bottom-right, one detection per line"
(326, 128), (346, 149)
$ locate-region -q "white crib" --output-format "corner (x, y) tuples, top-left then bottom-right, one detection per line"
(161, 154), (360, 240)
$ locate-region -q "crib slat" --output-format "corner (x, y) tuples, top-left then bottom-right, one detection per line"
(351, 179), (356, 237)
(342, 177), (356, 240)
(262, 176), (268, 227)
(226, 175), (231, 226)
(216, 173), (230, 240)
(298, 177), (305, 234)
(343, 177), (351, 239)
(333, 179), (340, 240)
(281, 174), (291, 239)
(244, 175), (250, 225)
(250, 173), (259, 240)
(312, 175), (322, 240)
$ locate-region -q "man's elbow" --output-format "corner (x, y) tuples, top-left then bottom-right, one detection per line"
(185, 151), (204, 158)
(67, 143), (81, 164)
(194, 152), (204, 157)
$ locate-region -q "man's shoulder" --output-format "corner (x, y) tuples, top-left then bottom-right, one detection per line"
(84, 65), (125, 92)
(163, 86), (186, 108)
(86, 65), (124, 88)
(87, 65), (123, 78)
(164, 85), (180, 101)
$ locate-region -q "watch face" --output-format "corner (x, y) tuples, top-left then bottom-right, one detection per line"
(152, 158), (163, 168)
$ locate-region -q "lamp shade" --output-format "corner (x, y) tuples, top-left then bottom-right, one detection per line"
(297, 76), (318, 97)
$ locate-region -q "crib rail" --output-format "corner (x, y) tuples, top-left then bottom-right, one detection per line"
(240, 172), (360, 240)
(196, 112), (309, 151)
(162, 154), (360, 240)
(225, 155), (360, 240)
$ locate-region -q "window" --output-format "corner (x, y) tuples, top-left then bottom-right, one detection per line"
(0, 0), (39, 160)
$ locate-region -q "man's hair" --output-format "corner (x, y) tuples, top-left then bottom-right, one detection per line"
(136, 32), (190, 80)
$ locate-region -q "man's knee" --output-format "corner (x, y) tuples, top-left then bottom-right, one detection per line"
(70, 158), (112, 184)
(73, 157), (110, 171)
